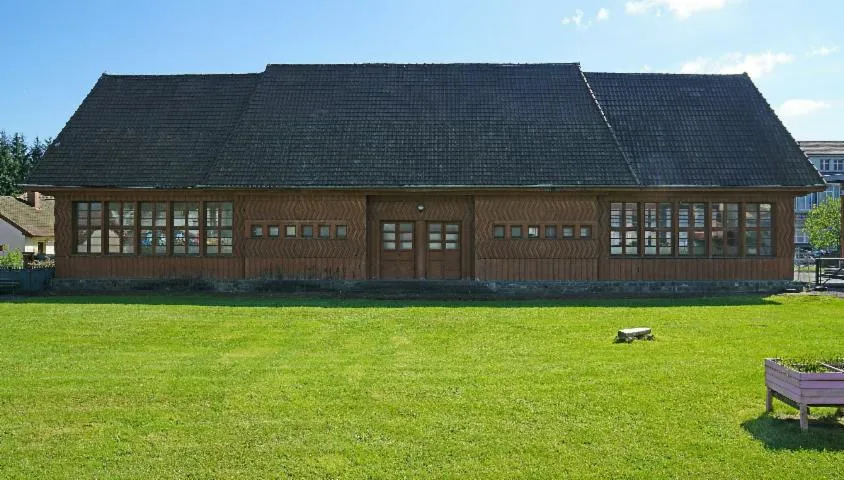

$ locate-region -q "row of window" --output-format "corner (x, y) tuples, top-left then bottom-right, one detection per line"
(492, 224), (593, 240)
(381, 222), (461, 251)
(819, 158), (844, 172)
(610, 202), (773, 257)
(250, 223), (348, 240)
(75, 201), (233, 255)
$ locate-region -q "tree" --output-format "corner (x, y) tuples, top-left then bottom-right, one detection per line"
(803, 197), (841, 251)
(0, 131), (52, 195)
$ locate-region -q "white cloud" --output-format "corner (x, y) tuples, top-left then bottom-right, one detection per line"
(778, 99), (831, 118)
(625, 0), (727, 19)
(807, 45), (839, 57)
(561, 9), (585, 27)
(642, 64), (652, 72)
(596, 8), (610, 21)
(679, 51), (794, 78)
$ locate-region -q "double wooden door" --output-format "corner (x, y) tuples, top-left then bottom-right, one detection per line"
(379, 221), (461, 279)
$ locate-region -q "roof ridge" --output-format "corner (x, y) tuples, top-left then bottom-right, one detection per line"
(101, 72), (261, 78)
(585, 71), (748, 78)
(265, 62), (581, 67)
(580, 70), (641, 185)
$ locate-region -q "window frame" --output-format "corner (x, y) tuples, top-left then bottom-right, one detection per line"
(205, 202), (234, 256)
(74, 201), (103, 254)
(139, 202), (168, 256)
(609, 202), (639, 256)
(744, 203), (774, 256)
(106, 201), (136, 255)
(172, 202), (201, 256)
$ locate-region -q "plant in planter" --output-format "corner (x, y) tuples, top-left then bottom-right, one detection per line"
(765, 358), (844, 431)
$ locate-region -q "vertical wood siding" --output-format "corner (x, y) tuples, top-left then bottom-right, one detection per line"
(474, 194), (600, 281)
(50, 189), (802, 282)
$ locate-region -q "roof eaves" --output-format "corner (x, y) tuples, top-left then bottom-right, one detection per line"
(0, 211), (36, 237)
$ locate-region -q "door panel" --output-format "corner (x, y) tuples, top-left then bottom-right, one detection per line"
(380, 222), (415, 279)
(426, 222), (461, 279)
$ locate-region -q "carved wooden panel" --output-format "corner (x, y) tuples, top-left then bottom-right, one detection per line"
(475, 195), (599, 260)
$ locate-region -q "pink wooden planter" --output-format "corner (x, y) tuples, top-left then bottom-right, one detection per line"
(765, 358), (844, 431)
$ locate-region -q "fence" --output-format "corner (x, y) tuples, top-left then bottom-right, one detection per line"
(812, 257), (844, 289)
(0, 266), (55, 294)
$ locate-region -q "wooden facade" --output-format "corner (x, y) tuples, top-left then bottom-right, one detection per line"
(49, 188), (803, 282)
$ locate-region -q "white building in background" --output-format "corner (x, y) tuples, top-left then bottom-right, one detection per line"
(795, 141), (844, 249)
(0, 192), (55, 257)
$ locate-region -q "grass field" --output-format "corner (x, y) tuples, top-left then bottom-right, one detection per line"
(1, 294), (842, 478)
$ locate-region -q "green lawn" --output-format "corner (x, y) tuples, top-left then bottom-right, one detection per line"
(0, 294), (842, 478)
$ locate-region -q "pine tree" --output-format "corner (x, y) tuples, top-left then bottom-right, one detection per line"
(0, 131), (52, 195)
(0, 131), (16, 195)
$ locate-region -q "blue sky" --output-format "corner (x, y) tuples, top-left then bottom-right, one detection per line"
(2, 0), (842, 141)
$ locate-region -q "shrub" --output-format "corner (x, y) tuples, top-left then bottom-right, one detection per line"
(0, 248), (23, 269)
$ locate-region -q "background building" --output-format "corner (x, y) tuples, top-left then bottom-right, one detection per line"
(795, 141), (844, 249)
(0, 192), (55, 258)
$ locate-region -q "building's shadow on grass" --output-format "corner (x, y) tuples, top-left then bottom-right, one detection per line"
(742, 412), (844, 451)
(5, 292), (783, 309)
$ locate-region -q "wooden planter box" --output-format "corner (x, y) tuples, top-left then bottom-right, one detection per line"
(765, 358), (844, 431)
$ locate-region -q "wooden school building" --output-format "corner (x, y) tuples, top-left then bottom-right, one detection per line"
(25, 63), (824, 282)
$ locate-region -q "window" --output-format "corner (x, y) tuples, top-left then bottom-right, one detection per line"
(428, 223), (442, 250)
(173, 202), (200, 255)
(251, 224), (264, 238)
(106, 202), (135, 254)
(75, 202), (103, 253)
(510, 225), (522, 239)
(140, 202), (167, 256)
(399, 223), (414, 249)
(205, 202), (233, 255)
(820, 158), (844, 172)
(382, 223), (396, 250)
(268, 225), (280, 238)
(644, 202), (672, 255)
(610, 201), (775, 258)
(527, 226), (540, 239)
(677, 203), (706, 256)
(285, 225), (297, 238)
(711, 203), (739, 256)
(427, 223), (458, 250)
(383, 222), (413, 250)
(445, 223), (459, 249)
(301, 225), (313, 238)
(336, 225), (347, 239)
(493, 225), (505, 239)
(545, 225), (557, 239)
(562, 226), (574, 238)
(319, 225), (331, 239)
(579, 225), (592, 239)
(745, 203), (773, 256)
(610, 202), (638, 255)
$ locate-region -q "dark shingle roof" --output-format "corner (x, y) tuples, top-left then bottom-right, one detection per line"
(584, 72), (823, 187)
(27, 64), (822, 189)
(799, 141), (844, 156)
(206, 63), (635, 187)
(27, 73), (260, 188)
(0, 196), (55, 237)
